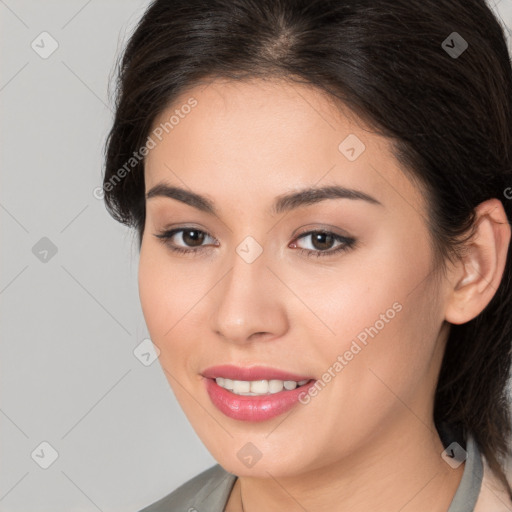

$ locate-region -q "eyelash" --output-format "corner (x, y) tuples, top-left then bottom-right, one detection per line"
(154, 228), (356, 258)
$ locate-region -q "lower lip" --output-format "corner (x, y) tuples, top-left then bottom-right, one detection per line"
(204, 378), (317, 422)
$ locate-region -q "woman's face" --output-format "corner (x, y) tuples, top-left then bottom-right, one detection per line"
(138, 78), (451, 477)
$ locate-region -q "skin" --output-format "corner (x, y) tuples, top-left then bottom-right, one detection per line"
(138, 78), (510, 512)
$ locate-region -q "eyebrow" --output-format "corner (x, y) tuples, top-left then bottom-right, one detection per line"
(145, 183), (382, 215)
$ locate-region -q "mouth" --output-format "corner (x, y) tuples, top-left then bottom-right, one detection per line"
(201, 365), (317, 422)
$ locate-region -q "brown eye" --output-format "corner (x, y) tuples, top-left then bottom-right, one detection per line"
(291, 230), (356, 258)
(310, 232), (336, 251)
(181, 229), (206, 247)
(154, 227), (218, 255)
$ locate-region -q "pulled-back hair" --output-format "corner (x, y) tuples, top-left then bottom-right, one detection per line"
(102, 0), (512, 494)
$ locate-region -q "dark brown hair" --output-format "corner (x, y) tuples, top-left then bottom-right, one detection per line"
(102, 0), (512, 495)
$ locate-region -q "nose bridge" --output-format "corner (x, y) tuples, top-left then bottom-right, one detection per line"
(210, 241), (287, 343)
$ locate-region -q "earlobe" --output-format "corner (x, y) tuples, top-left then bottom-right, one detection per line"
(445, 198), (511, 325)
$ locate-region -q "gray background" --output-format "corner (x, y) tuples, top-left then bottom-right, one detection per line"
(1, 1), (511, 511)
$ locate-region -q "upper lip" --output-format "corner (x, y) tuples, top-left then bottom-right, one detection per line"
(201, 365), (314, 382)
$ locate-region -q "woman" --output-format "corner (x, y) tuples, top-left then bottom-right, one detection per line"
(102, 0), (512, 510)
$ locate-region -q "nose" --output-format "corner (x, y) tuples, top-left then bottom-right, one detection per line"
(209, 250), (289, 345)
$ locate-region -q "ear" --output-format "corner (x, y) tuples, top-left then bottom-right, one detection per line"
(444, 198), (511, 325)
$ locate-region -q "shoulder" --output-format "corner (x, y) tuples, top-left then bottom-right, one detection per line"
(138, 464), (237, 512)
(474, 456), (512, 512)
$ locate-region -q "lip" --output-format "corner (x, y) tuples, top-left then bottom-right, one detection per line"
(201, 364), (314, 382)
(204, 377), (316, 422)
(202, 365), (317, 422)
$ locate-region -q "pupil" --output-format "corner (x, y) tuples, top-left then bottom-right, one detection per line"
(183, 230), (204, 246)
(312, 232), (334, 251)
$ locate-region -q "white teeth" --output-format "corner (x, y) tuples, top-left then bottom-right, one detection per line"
(214, 378), (310, 396)
(250, 380), (269, 394)
(234, 380), (251, 393)
(269, 379), (284, 393)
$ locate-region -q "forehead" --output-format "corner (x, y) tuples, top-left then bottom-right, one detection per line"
(144, 77), (426, 218)
(149, 77), (365, 144)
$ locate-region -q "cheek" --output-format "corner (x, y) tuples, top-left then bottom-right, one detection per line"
(318, 285), (441, 457)
(348, 306), (440, 442)
(138, 248), (167, 338)
(138, 242), (221, 385)
(293, 236), (439, 403)
(138, 246), (190, 364)
(282, 246), (408, 355)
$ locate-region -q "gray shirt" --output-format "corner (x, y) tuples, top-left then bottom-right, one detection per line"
(139, 431), (483, 512)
